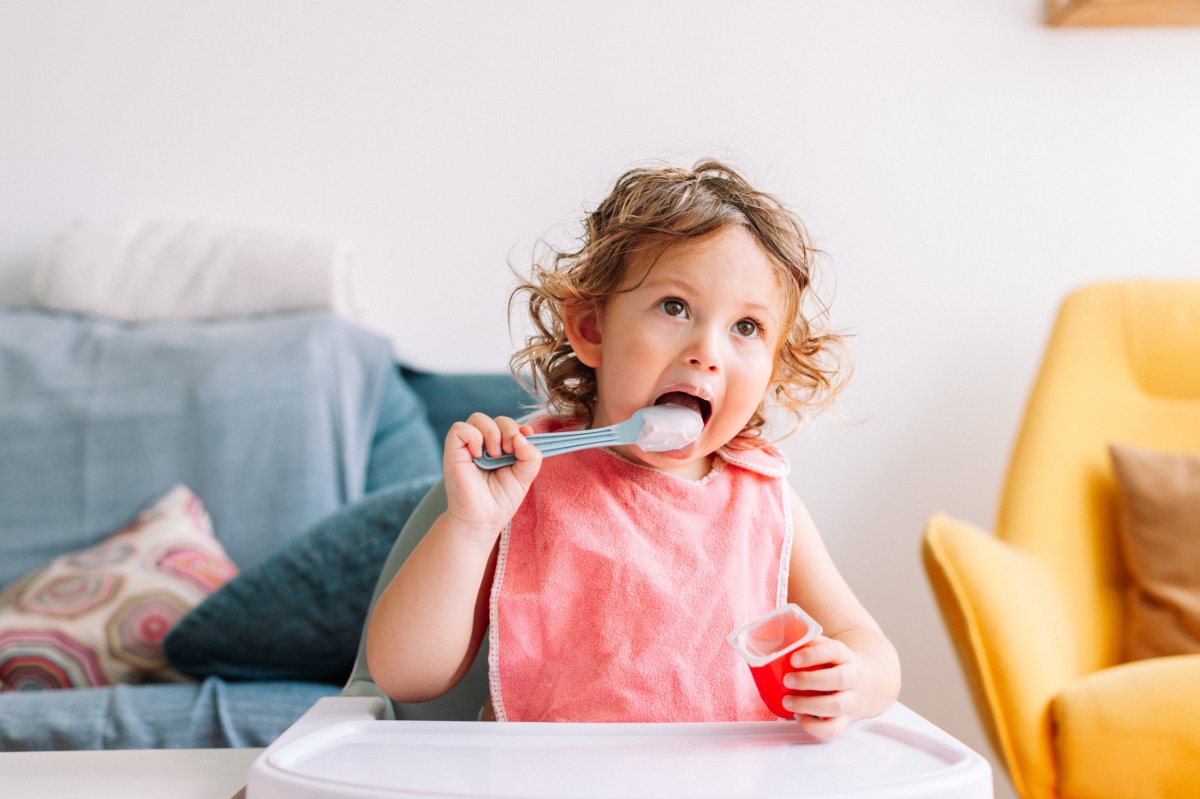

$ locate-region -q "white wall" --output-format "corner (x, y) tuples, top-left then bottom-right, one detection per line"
(4, 2), (1200, 794)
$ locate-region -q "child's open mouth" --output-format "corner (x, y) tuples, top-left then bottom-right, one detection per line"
(653, 391), (712, 425)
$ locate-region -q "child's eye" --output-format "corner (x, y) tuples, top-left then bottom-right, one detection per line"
(734, 319), (761, 338)
(659, 298), (688, 318)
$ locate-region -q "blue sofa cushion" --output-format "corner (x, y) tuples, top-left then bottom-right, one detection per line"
(400, 367), (537, 442)
(364, 366), (442, 493)
(164, 475), (440, 684)
(0, 309), (421, 588)
(0, 677), (336, 750)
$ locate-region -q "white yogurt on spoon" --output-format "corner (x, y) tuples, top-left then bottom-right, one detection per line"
(633, 404), (704, 452)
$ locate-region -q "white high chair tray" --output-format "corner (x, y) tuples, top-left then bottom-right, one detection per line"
(246, 703), (991, 798)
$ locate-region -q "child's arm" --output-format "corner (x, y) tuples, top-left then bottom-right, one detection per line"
(782, 486), (902, 739)
(365, 414), (542, 703)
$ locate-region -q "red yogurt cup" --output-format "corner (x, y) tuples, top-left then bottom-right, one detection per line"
(726, 604), (822, 719)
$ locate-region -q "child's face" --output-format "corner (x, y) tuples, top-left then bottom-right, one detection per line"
(576, 226), (787, 478)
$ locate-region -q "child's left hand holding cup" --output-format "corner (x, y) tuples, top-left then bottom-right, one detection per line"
(443, 414), (543, 542)
(782, 636), (867, 741)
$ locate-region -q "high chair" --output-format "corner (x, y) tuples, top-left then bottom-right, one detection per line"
(923, 280), (1200, 799)
(247, 481), (992, 797)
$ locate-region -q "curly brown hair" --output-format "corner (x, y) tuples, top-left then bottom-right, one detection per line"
(510, 159), (849, 445)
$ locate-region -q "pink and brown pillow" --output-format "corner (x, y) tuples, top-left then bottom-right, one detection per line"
(0, 485), (237, 690)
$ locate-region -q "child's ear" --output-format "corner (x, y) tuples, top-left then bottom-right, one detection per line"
(563, 300), (603, 368)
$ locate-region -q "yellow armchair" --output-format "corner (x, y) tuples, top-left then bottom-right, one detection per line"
(923, 281), (1200, 799)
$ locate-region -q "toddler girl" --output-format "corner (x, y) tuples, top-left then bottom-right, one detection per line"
(366, 160), (900, 739)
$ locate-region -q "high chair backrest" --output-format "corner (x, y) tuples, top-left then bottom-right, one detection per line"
(997, 280), (1200, 674)
(342, 479), (492, 719)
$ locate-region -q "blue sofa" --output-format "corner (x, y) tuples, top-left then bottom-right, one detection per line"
(0, 307), (530, 749)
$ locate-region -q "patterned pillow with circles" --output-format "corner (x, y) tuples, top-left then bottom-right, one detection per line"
(0, 485), (238, 690)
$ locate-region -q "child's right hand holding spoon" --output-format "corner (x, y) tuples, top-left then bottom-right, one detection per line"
(444, 413), (544, 542)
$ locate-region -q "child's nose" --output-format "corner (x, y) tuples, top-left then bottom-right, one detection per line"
(686, 328), (721, 373)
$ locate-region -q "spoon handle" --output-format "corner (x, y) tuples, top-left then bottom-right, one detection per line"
(472, 423), (627, 470)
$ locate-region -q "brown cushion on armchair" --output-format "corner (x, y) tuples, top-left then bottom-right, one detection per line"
(1109, 442), (1200, 660)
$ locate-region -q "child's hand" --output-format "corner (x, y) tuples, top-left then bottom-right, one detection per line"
(443, 413), (542, 541)
(782, 635), (867, 740)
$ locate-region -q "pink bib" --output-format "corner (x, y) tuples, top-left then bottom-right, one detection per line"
(488, 415), (792, 722)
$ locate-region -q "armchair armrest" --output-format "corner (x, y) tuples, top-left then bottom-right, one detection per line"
(1052, 655), (1200, 799)
(922, 513), (1077, 799)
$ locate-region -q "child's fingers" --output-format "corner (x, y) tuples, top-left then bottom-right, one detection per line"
(447, 420), (485, 460)
(466, 412), (504, 458)
(784, 689), (854, 720)
(788, 636), (846, 670)
(784, 662), (850, 693)
(494, 416), (524, 454)
(508, 431), (543, 484)
(789, 711), (851, 741)
(787, 686), (854, 724)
